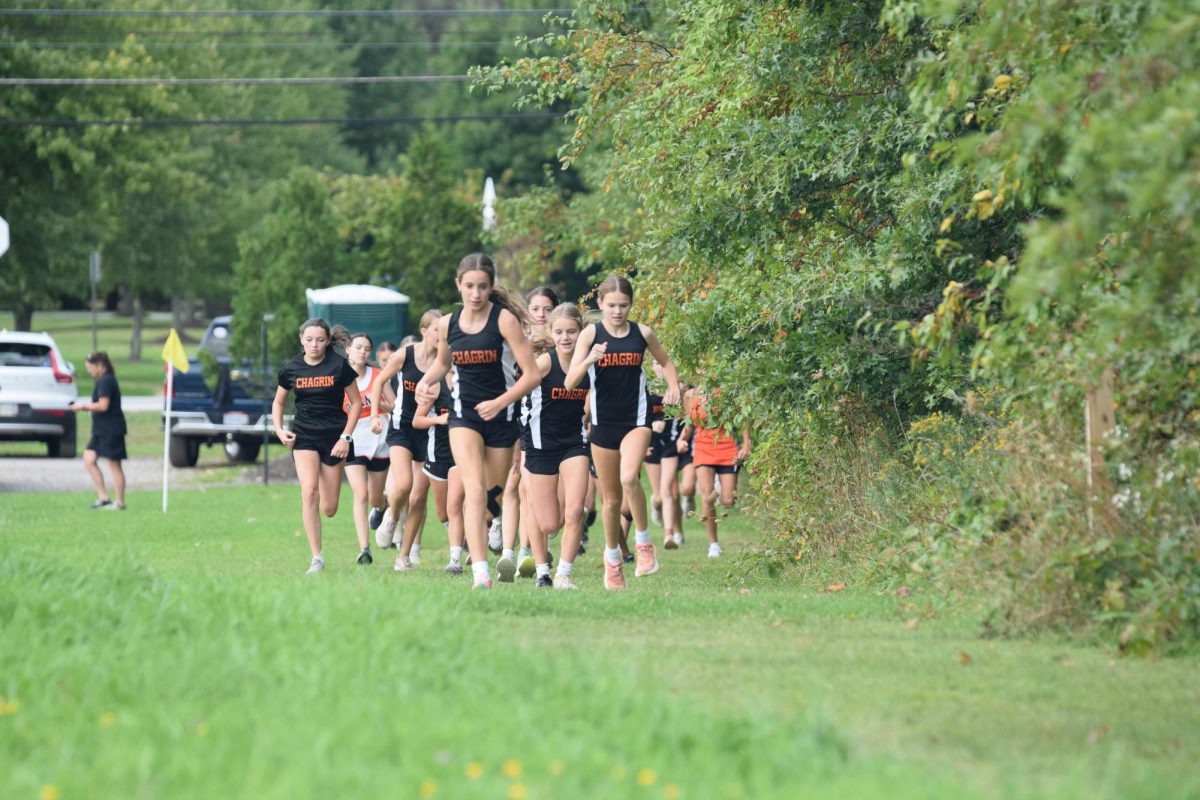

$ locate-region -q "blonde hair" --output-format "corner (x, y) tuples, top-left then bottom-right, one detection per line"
(418, 308), (443, 331)
(530, 303), (584, 356)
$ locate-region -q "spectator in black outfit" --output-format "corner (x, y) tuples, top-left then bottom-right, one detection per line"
(70, 351), (127, 510)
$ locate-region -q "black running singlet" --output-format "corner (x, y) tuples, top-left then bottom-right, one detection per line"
(448, 303), (517, 422)
(523, 354), (589, 451)
(391, 344), (426, 429)
(587, 321), (648, 426)
(424, 379), (453, 466)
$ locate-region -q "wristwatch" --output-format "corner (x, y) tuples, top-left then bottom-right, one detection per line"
(340, 433), (353, 443)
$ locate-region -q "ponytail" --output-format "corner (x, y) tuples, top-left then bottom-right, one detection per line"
(329, 324), (353, 353)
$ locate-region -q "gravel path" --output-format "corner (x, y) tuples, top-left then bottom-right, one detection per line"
(0, 454), (297, 494)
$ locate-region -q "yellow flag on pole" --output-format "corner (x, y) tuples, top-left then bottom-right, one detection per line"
(161, 328), (190, 373)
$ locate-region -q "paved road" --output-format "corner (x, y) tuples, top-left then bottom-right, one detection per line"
(123, 395), (163, 412)
(0, 454), (296, 494)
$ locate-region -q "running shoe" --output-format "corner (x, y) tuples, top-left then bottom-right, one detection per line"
(89, 499), (113, 510)
(604, 560), (627, 590)
(376, 509), (397, 549)
(517, 549), (535, 578)
(664, 535), (678, 550)
(306, 555), (325, 575)
(622, 552), (635, 564)
(708, 542), (722, 559)
(673, 531), (684, 547)
(650, 501), (662, 526)
(444, 560), (463, 576)
(368, 507), (384, 530)
(487, 518), (503, 553)
(553, 574), (577, 590)
(635, 542), (660, 577)
(394, 554), (413, 572)
(536, 574), (553, 589)
(356, 548), (373, 566)
(472, 577), (493, 590)
(102, 503), (126, 511)
(409, 545), (421, 565)
(497, 554), (516, 582)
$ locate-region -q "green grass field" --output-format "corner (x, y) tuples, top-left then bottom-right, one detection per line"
(2, 486), (1198, 800)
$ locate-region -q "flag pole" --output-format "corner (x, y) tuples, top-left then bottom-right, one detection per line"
(162, 360), (173, 512)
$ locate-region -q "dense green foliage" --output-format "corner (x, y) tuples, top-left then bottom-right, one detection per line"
(230, 134), (482, 362)
(478, 0), (1200, 649)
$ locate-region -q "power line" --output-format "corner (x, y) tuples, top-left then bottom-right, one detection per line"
(0, 7), (575, 18)
(0, 40), (521, 50)
(0, 74), (470, 86)
(0, 112), (565, 128)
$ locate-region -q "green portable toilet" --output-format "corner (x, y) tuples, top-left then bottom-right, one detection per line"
(305, 285), (409, 357)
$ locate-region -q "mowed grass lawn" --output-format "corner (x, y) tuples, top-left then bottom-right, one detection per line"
(2, 487), (1198, 800)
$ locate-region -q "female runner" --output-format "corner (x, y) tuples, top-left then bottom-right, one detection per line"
(401, 374), (463, 573)
(273, 320), (362, 574)
(343, 332), (390, 565)
(522, 303), (590, 589)
(367, 341), (399, 532)
(681, 386), (751, 557)
(496, 286), (560, 580)
(565, 276), (681, 590)
(644, 363), (684, 550)
(415, 253), (541, 589)
(369, 310), (442, 556)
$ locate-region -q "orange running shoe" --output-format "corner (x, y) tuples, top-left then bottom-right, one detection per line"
(604, 560), (627, 590)
(635, 542), (660, 577)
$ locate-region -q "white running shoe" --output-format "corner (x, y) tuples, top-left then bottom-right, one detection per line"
(306, 555), (325, 574)
(673, 531), (684, 547)
(708, 542), (722, 559)
(394, 554), (413, 572)
(376, 509), (397, 549)
(553, 574), (577, 590)
(409, 544), (421, 565)
(487, 518), (503, 553)
(650, 499), (662, 526)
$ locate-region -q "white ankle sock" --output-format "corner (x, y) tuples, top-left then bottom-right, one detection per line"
(449, 545), (463, 563)
(502, 548), (514, 561)
(556, 560), (574, 577)
(536, 563), (550, 577)
(635, 529), (651, 545)
(605, 547), (622, 565)
(471, 560), (490, 580)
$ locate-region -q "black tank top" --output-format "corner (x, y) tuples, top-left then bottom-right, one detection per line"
(424, 379), (454, 465)
(587, 321), (648, 426)
(390, 344), (426, 429)
(448, 303), (516, 422)
(522, 353), (589, 451)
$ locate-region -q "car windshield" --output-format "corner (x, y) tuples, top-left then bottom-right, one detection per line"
(0, 343), (52, 367)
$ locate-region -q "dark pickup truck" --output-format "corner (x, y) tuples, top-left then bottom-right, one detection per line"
(162, 316), (281, 467)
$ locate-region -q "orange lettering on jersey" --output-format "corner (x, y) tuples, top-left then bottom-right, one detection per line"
(551, 387), (588, 401)
(295, 375), (336, 390)
(403, 379), (417, 392)
(597, 352), (643, 368)
(453, 349), (498, 365)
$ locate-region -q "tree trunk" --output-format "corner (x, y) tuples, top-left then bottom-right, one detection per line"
(130, 296), (144, 361)
(14, 302), (34, 331)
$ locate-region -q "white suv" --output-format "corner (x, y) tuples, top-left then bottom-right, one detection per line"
(0, 330), (79, 457)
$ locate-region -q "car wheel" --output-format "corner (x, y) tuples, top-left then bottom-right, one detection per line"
(48, 430), (77, 459)
(169, 435), (200, 467)
(224, 437), (262, 463)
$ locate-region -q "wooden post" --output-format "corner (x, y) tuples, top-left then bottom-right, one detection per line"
(1085, 366), (1115, 533)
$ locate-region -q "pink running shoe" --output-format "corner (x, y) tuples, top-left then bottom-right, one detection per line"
(635, 542), (660, 577)
(604, 560), (627, 590)
(472, 577), (493, 590)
